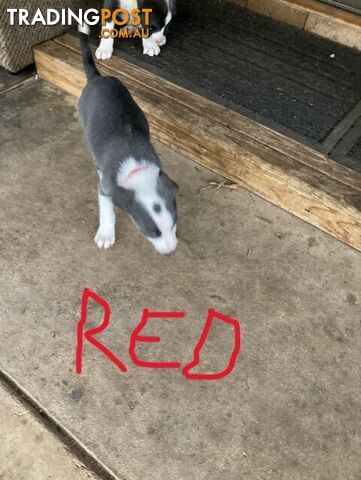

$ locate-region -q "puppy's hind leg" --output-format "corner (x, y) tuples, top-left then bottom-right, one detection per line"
(95, 188), (116, 250)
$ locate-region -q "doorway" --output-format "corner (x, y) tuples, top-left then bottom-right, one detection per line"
(319, 0), (361, 14)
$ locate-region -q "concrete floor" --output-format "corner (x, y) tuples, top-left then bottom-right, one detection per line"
(0, 383), (98, 479)
(0, 75), (361, 480)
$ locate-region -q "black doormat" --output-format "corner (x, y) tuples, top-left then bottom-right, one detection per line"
(88, 0), (361, 147)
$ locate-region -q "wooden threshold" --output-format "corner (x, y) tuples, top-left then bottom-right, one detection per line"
(34, 34), (361, 252)
(285, 0), (361, 25)
(246, 0), (361, 50)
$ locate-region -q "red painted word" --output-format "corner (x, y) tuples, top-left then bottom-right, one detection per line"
(76, 289), (242, 381)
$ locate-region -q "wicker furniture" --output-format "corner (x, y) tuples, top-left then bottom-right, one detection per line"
(0, 1), (85, 72)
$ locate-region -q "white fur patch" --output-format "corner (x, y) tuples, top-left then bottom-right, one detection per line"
(78, 23), (90, 35)
(96, 21), (115, 60)
(151, 27), (165, 45)
(165, 10), (172, 27)
(142, 36), (161, 57)
(117, 158), (159, 189)
(120, 0), (138, 16)
(95, 192), (116, 250)
(147, 224), (177, 255)
(143, 5), (172, 55)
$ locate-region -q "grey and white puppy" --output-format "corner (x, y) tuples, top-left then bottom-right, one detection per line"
(78, 28), (178, 255)
(96, 0), (176, 59)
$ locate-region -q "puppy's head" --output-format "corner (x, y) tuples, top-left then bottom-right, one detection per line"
(114, 161), (178, 255)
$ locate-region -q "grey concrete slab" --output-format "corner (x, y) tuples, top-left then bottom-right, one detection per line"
(0, 65), (35, 95)
(0, 79), (361, 480)
(0, 383), (99, 480)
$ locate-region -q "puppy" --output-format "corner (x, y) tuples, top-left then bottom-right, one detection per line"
(78, 27), (179, 255)
(96, 0), (176, 59)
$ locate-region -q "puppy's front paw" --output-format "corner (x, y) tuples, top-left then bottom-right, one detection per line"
(142, 37), (161, 57)
(143, 44), (161, 57)
(95, 227), (115, 250)
(95, 40), (114, 60)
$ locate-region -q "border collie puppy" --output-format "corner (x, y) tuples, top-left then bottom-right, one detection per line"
(96, 0), (176, 59)
(78, 27), (179, 255)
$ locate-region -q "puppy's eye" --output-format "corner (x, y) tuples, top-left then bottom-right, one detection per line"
(153, 203), (161, 213)
(153, 228), (161, 238)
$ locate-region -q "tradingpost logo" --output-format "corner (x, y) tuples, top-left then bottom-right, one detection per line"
(6, 7), (152, 39)
(99, 8), (152, 39)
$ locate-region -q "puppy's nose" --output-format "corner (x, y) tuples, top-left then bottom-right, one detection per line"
(158, 238), (178, 255)
(158, 245), (177, 256)
(163, 248), (176, 256)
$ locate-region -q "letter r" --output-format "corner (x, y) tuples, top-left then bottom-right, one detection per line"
(75, 289), (127, 374)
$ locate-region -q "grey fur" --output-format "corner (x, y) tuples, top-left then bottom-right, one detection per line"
(78, 33), (178, 243)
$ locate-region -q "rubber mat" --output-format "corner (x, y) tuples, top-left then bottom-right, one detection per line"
(88, 0), (361, 146)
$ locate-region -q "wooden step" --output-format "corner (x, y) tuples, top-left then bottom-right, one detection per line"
(34, 34), (361, 252)
(246, 0), (361, 50)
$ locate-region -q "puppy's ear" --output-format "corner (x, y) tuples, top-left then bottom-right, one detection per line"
(112, 185), (134, 213)
(157, 171), (179, 197)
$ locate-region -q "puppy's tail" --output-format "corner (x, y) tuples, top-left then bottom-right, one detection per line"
(78, 24), (100, 81)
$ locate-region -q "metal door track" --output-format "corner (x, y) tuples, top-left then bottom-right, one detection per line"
(319, 0), (361, 15)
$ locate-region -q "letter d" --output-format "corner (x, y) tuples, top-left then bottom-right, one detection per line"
(47, 9), (60, 25)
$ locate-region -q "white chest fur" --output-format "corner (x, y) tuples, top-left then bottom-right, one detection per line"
(119, 0), (138, 14)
